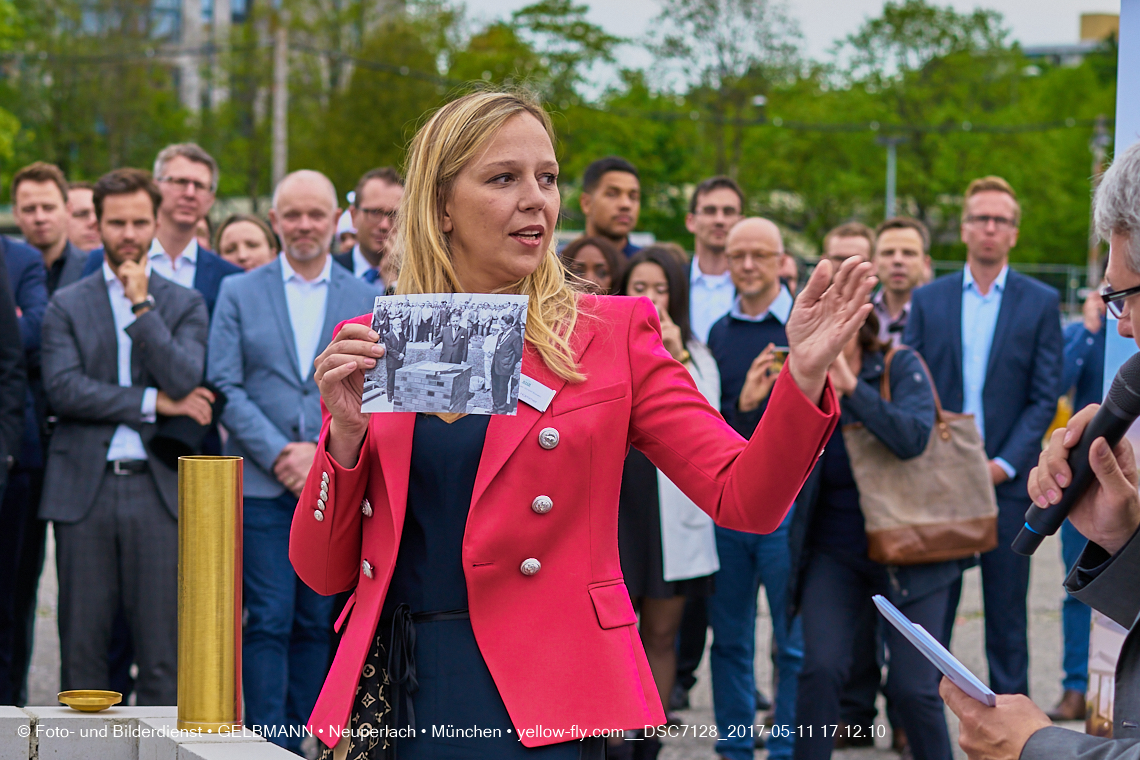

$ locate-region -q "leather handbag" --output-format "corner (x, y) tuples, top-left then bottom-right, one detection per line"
(842, 348), (998, 565)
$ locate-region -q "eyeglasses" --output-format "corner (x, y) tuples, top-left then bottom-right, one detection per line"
(358, 207), (398, 221)
(726, 250), (781, 266)
(964, 214), (1016, 229)
(158, 176), (214, 194)
(1100, 282), (1140, 318)
(697, 205), (741, 218)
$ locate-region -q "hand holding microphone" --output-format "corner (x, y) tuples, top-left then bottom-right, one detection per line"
(1018, 352), (1140, 556)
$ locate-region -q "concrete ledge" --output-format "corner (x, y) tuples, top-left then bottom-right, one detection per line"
(0, 706), (31, 760)
(137, 719), (265, 760)
(16, 707), (294, 760)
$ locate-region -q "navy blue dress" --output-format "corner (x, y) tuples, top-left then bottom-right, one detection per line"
(344, 413), (599, 759)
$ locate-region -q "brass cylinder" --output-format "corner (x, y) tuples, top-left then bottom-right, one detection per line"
(177, 456), (243, 732)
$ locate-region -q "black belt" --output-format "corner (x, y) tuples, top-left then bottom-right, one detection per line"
(106, 459), (148, 475)
(385, 604), (469, 737)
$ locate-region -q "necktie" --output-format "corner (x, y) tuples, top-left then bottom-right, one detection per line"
(363, 269), (380, 285)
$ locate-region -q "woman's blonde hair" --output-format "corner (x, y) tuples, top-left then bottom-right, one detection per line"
(393, 90), (584, 382)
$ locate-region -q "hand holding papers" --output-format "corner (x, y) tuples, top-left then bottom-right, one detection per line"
(873, 594), (997, 707)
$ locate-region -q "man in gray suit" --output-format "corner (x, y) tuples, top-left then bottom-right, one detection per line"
(40, 168), (213, 705)
(208, 169), (377, 752)
(943, 142), (1140, 759)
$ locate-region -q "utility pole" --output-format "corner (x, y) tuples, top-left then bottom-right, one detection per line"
(1087, 114), (1113, 288)
(876, 135), (908, 218)
(271, 5), (289, 188)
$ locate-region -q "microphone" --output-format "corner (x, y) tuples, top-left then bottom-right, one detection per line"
(1012, 352), (1140, 556)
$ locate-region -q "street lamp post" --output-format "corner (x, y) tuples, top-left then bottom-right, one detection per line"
(876, 135), (908, 218)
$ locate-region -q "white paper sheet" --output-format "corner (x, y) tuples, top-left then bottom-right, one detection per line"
(873, 594), (997, 707)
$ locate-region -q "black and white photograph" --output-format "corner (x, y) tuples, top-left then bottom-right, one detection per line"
(361, 293), (529, 415)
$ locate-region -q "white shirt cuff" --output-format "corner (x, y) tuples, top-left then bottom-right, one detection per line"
(142, 388), (158, 423)
(994, 457), (1016, 480)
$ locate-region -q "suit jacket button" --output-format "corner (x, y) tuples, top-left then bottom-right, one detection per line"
(322, 472), (330, 485)
(538, 428), (559, 450)
(362, 559), (374, 579)
(317, 498), (325, 511)
(320, 484), (329, 499)
(520, 558), (541, 576)
(531, 495), (553, 514)
(361, 498), (373, 517)
(313, 510), (324, 522)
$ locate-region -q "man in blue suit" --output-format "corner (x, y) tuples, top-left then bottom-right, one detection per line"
(81, 143), (241, 315)
(208, 170), (378, 752)
(903, 176), (1062, 697)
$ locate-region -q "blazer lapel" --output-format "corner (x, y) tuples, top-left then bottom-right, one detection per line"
(266, 261), (302, 384)
(985, 271), (1021, 386)
(372, 411), (416, 535)
(85, 276), (121, 385)
(470, 329), (596, 508)
(318, 271), (348, 357)
(948, 271), (964, 384)
(130, 274), (168, 384)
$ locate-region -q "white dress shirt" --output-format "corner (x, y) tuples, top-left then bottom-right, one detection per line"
(689, 255), (736, 344)
(103, 262), (158, 461)
(148, 237), (198, 289)
(281, 253), (332, 381)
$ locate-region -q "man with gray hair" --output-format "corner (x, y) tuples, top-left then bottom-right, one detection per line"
(82, 144), (241, 314)
(943, 140), (1140, 759)
(207, 169), (377, 752)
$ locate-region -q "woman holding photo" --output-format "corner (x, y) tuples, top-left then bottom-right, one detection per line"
(292, 89), (876, 760)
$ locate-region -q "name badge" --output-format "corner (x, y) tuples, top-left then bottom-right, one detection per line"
(518, 374), (556, 412)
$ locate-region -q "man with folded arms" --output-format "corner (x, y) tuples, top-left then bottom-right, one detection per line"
(40, 168), (211, 704)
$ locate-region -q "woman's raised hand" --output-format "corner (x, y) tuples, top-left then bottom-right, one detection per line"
(313, 322), (384, 466)
(784, 257), (877, 405)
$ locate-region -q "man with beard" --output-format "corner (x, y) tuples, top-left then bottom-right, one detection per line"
(40, 168), (212, 705)
(207, 169), (378, 752)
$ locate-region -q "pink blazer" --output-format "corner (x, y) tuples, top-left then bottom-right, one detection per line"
(289, 295), (838, 749)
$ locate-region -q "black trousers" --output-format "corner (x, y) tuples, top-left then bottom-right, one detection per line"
(794, 549), (952, 760)
(0, 466), (46, 705)
(942, 497), (1031, 696)
(675, 596), (708, 693)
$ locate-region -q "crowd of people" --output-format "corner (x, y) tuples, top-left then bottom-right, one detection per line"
(0, 94), (1132, 760)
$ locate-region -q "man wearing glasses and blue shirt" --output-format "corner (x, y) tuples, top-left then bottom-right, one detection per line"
(81, 144), (242, 316)
(904, 176), (1062, 700)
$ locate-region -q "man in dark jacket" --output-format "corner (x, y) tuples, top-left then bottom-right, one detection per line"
(943, 140), (1140, 760)
(435, 312), (470, 364)
(491, 313), (523, 414)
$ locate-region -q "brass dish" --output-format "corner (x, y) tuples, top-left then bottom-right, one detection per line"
(58, 690), (122, 712)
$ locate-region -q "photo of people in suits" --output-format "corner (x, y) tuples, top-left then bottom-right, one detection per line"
(361, 293), (527, 414)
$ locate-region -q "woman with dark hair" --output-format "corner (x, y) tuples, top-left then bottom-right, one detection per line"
(788, 310), (969, 760)
(560, 235), (625, 294)
(613, 245), (720, 759)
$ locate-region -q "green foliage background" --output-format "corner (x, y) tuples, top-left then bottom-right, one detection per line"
(0, 0), (1118, 265)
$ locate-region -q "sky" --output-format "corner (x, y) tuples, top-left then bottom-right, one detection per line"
(463, 0), (1121, 69)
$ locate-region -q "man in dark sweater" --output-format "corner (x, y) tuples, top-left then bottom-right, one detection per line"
(705, 217), (799, 760)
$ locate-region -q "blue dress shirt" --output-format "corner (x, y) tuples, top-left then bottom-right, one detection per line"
(962, 264), (1015, 478)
